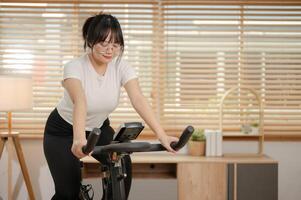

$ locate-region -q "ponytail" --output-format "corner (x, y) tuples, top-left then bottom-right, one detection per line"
(82, 16), (95, 50)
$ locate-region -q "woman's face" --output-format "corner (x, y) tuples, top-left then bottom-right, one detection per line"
(91, 32), (121, 64)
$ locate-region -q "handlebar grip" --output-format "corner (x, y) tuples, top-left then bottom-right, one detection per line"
(82, 128), (101, 154)
(170, 125), (194, 151)
(148, 125), (194, 152)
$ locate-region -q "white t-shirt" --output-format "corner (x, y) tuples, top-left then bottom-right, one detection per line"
(56, 54), (137, 131)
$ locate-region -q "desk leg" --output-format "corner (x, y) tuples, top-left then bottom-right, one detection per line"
(177, 163), (227, 200)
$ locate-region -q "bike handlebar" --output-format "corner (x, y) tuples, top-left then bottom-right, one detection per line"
(82, 128), (101, 154)
(87, 125), (194, 155)
(92, 142), (152, 155)
(148, 125), (194, 151)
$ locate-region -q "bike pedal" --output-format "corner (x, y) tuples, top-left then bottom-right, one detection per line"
(102, 171), (110, 178)
(117, 173), (127, 180)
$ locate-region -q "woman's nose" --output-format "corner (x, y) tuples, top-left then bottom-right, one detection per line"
(106, 46), (114, 54)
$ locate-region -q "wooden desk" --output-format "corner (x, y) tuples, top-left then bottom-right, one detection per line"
(81, 154), (278, 200)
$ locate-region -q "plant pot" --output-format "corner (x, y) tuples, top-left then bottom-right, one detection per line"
(188, 141), (205, 156)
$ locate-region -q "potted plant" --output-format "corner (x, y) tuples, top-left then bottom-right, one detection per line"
(188, 128), (206, 156)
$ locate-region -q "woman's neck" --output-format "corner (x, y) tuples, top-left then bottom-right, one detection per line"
(88, 53), (107, 76)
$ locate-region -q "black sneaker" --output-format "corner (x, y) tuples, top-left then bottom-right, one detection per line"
(79, 184), (94, 200)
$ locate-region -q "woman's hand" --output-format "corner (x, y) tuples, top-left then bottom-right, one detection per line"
(158, 135), (179, 154)
(71, 138), (87, 159)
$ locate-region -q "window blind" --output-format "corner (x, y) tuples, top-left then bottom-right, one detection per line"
(0, 0), (300, 138)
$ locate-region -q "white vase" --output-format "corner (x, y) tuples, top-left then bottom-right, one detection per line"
(250, 127), (259, 135)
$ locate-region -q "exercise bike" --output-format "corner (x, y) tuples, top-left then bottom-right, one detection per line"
(81, 122), (194, 200)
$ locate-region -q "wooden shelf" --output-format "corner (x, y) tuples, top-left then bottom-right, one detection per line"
(223, 132), (263, 137)
(219, 86), (264, 156)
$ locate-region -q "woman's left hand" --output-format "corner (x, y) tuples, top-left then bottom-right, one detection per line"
(158, 135), (179, 154)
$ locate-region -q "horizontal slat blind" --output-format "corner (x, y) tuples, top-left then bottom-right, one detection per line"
(0, 1), (157, 133)
(0, 0), (301, 137)
(161, 0), (301, 136)
(242, 4), (301, 135)
(0, 2), (75, 134)
(162, 2), (241, 131)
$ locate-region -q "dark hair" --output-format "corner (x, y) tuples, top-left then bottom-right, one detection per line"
(82, 13), (124, 56)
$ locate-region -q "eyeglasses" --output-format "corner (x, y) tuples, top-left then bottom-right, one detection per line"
(96, 41), (121, 51)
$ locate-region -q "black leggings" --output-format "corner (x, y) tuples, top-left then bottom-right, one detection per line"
(43, 108), (132, 200)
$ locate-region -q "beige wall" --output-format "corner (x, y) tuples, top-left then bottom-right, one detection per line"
(0, 140), (300, 200)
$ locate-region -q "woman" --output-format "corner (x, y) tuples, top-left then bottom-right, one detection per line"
(43, 12), (178, 200)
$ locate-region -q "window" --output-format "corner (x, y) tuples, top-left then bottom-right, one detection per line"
(0, 0), (300, 138)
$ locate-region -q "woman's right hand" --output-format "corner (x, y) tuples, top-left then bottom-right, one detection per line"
(71, 138), (87, 159)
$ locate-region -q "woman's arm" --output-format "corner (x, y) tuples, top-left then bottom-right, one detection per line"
(124, 78), (178, 153)
(63, 78), (87, 158)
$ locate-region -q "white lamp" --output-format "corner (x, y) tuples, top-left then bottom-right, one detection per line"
(0, 75), (33, 132)
(0, 75), (35, 200)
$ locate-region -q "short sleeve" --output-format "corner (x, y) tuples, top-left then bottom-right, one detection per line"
(63, 61), (82, 81)
(120, 60), (138, 86)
